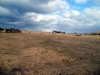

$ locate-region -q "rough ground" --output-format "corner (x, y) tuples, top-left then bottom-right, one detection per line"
(0, 32), (100, 75)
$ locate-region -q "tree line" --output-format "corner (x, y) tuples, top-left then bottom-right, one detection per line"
(52, 30), (65, 34)
(0, 27), (21, 33)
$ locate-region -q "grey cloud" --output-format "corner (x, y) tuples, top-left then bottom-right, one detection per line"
(0, 0), (100, 33)
(0, 0), (63, 30)
(32, 0), (51, 4)
(0, 0), (60, 14)
(11, 13), (56, 31)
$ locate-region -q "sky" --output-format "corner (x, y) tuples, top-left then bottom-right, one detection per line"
(0, 0), (100, 33)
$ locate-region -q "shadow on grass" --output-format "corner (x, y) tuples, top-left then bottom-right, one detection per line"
(0, 66), (6, 75)
(7, 68), (25, 75)
(92, 68), (100, 75)
(0, 67), (26, 75)
(0, 66), (100, 75)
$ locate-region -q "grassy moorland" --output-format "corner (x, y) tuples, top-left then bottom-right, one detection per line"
(0, 32), (100, 75)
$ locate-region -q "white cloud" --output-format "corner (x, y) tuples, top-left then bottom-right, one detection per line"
(84, 7), (100, 20)
(75, 0), (88, 4)
(61, 6), (100, 32)
(25, 12), (59, 22)
(62, 11), (71, 17)
(22, 11), (83, 32)
(62, 10), (80, 18)
(71, 10), (80, 16)
(21, 12), (62, 31)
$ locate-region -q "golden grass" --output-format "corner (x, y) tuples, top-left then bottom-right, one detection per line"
(0, 32), (100, 75)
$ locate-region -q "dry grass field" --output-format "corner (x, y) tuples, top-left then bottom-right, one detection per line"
(0, 32), (100, 75)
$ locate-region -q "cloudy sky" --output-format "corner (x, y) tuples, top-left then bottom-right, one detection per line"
(0, 0), (100, 33)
